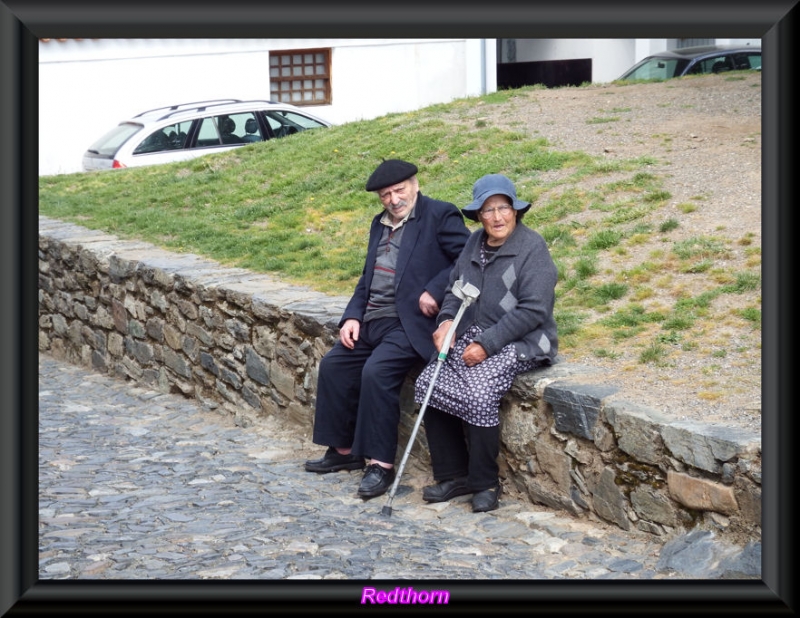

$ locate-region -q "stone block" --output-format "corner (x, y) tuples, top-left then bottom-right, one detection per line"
(667, 470), (738, 515)
(269, 360), (296, 400)
(630, 486), (677, 526)
(733, 477), (761, 527)
(535, 443), (571, 492)
(661, 422), (761, 474)
(543, 381), (619, 440)
(604, 399), (670, 465)
(590, 467), (631, 531)
(164, 348), (192, 379)
(521, 476), (583, 516)
(500, 401), (539, 455)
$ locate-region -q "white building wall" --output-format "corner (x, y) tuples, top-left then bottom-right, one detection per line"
(327, 39), (470, 122)
(513, 38), (641, 84)
(515, 38), (594, 61)
(39, 38), (486, 176)
(590, 40), (639, 83)
(464, 39), (497, 97)
(634, 38), (669, 63)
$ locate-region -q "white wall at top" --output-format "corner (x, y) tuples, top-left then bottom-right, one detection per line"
(464, 39), (497, 98)
(327, 39), (470, 122)
(634, 39), (669, 63)
(331, 39), (496, 116)
(512, 39), (638, 84)
(716, 38), (762, 46)
(39, 38), (483, 176)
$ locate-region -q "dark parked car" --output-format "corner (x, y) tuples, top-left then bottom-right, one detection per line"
(616, 45), (761, 81)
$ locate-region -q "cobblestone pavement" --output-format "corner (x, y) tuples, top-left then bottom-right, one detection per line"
(39, 353), (760, 588)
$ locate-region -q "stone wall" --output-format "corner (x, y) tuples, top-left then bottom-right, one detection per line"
(38, 216), (761, 542)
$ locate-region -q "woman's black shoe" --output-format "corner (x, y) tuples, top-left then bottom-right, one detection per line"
(304, 447), (364, 473)
(357, 463), (395, 499)
(471, 484), (501, 513)
(422, 477), (472, 503)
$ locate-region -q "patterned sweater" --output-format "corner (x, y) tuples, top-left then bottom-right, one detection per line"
(437, 222), (558, 364)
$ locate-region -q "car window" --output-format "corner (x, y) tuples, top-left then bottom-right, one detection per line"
(132, 128), (172, 154)
(241, 115), (263, 142)
(194, 113), (260, 147)
(226, 113), (260, 143)
(733, 52), (761, 70)
(688, 54), (737, 75)
(86, 122), (143, 156)
(133, 120), (193, 155)
(196, 117), (223, 147)
(264, 110), (327, 138)
(622, 57), (689, 80)
(163, 120), (193, 150)
(685, 52), (760, 76)
(217, 114), (242, 144)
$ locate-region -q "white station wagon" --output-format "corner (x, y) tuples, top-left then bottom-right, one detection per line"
(82, 98), (333, 171)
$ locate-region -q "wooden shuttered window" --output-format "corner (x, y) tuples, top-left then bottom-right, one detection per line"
(269, 48), (332, 106)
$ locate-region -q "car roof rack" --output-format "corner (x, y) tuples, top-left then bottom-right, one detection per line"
(133, 99), (245, 119)
(153, 100), (284, 122)
(231, 100), (279, 106)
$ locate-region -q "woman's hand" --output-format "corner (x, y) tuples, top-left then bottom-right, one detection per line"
(432, 320), (454, 352)
(462, 342), (487, 367)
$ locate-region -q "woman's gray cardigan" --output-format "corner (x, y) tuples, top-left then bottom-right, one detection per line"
(437, 222), (558, 364)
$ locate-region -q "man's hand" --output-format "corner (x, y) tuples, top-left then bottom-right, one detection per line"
(419, 290), (440, 317)
(339, 319), (361, 349)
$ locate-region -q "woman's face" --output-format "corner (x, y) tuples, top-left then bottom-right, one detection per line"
(478, 194), (516, 245)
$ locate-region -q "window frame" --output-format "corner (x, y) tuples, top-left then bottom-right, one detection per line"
(269, 48), (332, 106)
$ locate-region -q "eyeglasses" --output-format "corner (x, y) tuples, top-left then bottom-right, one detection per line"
(478, 204), (513, 219)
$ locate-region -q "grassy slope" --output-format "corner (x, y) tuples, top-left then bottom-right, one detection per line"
(39, 81), (761, 365)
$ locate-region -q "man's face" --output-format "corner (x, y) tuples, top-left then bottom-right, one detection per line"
(377, 176), (419, 224)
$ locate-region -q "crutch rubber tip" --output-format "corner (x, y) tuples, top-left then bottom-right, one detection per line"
(380, 505), (393, 517)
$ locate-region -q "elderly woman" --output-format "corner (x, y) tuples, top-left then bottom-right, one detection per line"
(413, 173), (558, 512)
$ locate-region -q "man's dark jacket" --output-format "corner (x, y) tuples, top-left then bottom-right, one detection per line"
(341, 192), (471, 360)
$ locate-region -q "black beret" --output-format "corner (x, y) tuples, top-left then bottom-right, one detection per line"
(365, 159), (418, 192)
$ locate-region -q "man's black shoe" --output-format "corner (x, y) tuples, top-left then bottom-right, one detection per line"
(422, 477), (472, 503)
(472, 484), (501, 513)
(304, 447), (364, 473)
(357, 463), (395, 499)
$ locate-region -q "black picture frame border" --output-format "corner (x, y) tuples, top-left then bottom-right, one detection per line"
(1, 1), (795, 614)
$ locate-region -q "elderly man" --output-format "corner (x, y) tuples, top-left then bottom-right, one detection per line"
(305, 159), (471, 499)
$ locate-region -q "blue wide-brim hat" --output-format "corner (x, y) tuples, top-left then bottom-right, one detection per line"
(461, 173), (531, 221)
